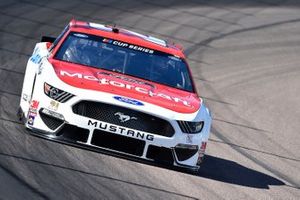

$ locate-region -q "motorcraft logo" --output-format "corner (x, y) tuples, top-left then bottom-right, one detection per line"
(97, 71), (155, 89)
(88, 119), (154, 141)
(60, 70), (191, 106)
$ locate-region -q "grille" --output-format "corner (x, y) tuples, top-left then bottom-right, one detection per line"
(91, 129), (145, 156)
(146, 145), (174, 165)
(72, 101), (175, 137)
(39, 110), (64, 130)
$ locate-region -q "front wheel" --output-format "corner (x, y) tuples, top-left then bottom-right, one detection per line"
(17, 107), (25, 124)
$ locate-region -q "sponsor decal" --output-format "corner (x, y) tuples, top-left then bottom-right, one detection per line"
(22, 94), (29, 102)
(102, 38), (154, 54)
(60, 71), (191, 106)
(73, 33), (88, 38)
(186, 134), (193, 144)
(114, 112), (137, 123)
(97, 71), (155, 89)
(88, 119), (154, 141)
(27, 109), (38, 126)
(102, 38), (113, 43)
(30, 54), (42, 64)
(30, 47), (43, 64)
(48, 100), (59, 111)
(197, 142), (207, 164)
(113, 96), (144, 106)
(30, 100), (39, 111)
(27, 114), (35, 125)
(28, 100), (39, 125)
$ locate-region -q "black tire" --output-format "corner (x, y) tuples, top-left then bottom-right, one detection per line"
(17, 107), (26, 124)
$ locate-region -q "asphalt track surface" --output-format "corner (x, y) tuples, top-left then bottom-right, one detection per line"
(0, 0), (300, 199)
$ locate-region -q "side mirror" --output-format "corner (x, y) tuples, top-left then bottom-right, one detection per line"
(41, 36), (56, 43)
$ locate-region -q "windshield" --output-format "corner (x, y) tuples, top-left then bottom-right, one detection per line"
(54, 32), (194, 92)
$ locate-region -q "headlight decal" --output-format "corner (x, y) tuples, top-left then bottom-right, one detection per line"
(44, 82), (75, 103)
(177, 121), (204, 134)
(178, 120), (192, 133)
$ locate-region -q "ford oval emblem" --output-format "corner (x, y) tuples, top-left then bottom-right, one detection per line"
(113, 96), (144, 106)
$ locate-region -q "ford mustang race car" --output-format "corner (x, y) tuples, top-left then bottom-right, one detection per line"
(18, 20), (212, 172)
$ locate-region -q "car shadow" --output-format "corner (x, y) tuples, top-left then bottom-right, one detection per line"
(98, 150), (285, 189)
(187, 155), (284, 189)
(0, 136), (285, 192)
(13, 128), (286, 190)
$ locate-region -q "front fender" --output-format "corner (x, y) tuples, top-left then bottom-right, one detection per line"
(20, 42), (49, 115)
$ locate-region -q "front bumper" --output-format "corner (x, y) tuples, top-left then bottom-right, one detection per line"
(26, 122), (201, 172)
(23, 79), (210, 171)
(25, 100), (206, 171)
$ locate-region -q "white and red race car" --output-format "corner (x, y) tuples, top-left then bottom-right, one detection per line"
(19, 20), (212, 171)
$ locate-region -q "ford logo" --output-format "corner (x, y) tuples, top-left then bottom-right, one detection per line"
(113, 96), (144, 106)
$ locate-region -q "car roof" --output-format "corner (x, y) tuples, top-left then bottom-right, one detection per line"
(68, 20), (186, 58)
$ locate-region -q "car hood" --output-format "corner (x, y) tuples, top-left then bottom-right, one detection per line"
(50, 59), (201, 113)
